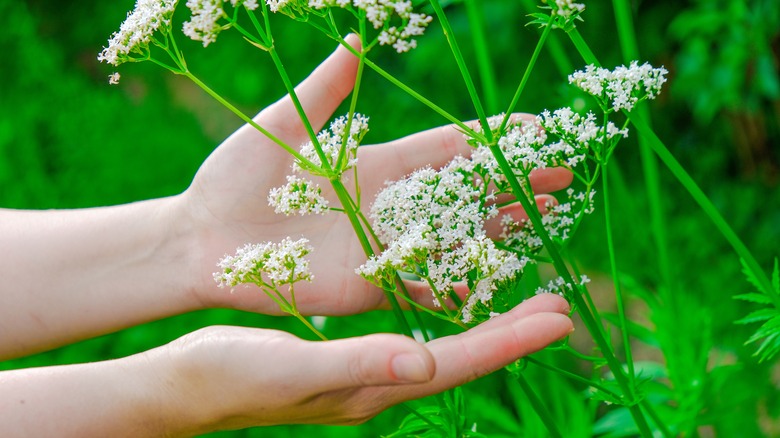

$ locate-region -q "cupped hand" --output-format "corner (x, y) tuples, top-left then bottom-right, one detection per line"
(158, 294), (572, 434)
(182, 35), (572, 316)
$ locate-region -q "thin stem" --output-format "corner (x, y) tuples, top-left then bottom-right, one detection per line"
(330, 179), (415, 338)
(567, 28), (599, 66)
(429, 0), (492, 140)
(511, 374), (564, 438)
(291, 310), (328, 341)
(327, 34), (485, 141)
(602, 160), (635, 378)
(487, 143), (652, 436)
(464, 0), (499, 113)
(524, 356), (620, 400)
(501, 14), (554, 131)
(182, 72), (313, 167)
(267, 47), (333, 173)
(626, 114), (779, 305)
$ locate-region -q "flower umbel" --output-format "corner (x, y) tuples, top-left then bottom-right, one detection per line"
(295, 113), (369, 175)
(268, 175), (330, 216)
(569, 61), (669, 112)
(98, 0), (177, 66)
(183, 0), (260, 47)
(214, 237), (314, 288)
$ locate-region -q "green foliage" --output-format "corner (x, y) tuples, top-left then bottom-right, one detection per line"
(1, 0), (779, 436)
(736, 259), (780, 362)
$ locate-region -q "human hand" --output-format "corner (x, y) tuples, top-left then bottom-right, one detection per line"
(181, 35), (573, 316)
(148, 294), (571, 434)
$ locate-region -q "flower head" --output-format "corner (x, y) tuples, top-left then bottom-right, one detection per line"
(108, 72), (121, 85)
(268, 175), (329, 215)
(183, 0), (259, 47)
(296, 113), (369, 174)
(307, 0), (432, 53)
(98, 0), (177, 66)
(214, 237), (313, 288)
(551, 0), (585, 18)
(569, 61), (668, 112)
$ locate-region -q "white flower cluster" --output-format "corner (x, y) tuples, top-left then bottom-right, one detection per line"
(569, 61), (669, 112)
(183, 0), (259, 47)
(552, 0), (585, 18)
(501, 187), (595, 250)
(307, 0), (432, 53)
(296, 113), (369, 174)
(534, 274), (590, 296)
(358, 155), (527, 323)
(268, 175), (329, 215)
(470, 109), (626, 191)
(98, 0), (177, 66)
(214, 237), (313, 288)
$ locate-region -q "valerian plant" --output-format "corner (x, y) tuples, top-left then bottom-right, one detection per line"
(100, 0), (773, 436)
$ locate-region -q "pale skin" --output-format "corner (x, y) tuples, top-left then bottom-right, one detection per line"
(0, 35), (574, 436)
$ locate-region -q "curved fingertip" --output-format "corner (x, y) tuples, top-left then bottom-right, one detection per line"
(511, 312), (574, 354)
(521, 293), (571, 315)
(342, 33), (362, 52)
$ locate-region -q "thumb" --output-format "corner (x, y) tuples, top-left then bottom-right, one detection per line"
(255, 34), (362, 141)
(308, 333), (435, 390)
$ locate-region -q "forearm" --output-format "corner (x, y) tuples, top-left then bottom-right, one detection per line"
(0, 195), (203, 359)
(0, 345), (211, 437)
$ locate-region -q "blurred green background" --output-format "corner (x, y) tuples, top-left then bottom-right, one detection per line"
(1, 0), (779, 436)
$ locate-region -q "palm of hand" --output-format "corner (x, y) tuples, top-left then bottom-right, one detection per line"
(183, 36), (571, 316)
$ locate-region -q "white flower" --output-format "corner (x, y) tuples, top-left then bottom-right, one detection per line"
(98, 0), (177, 66)
(296, 113), (369, 174)
(108, 72), (121, 85)
(552, 0), (585, 18)
(307, 0), (432, 53)
(268, 175), (329, 215)
(184, 0), (259, 46)
(266, 0), (289, 12)
(214, 237), (313, 288)
(569, 61), (668, 112)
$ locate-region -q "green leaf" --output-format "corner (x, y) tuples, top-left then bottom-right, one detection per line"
(740, 258), (765, 294)
(735, 308), (777, 325)
(734, 292), (773, 304)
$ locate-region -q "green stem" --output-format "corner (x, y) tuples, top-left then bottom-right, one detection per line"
(567, 28), (599, 66)
(602, 161), (635, 378)
(267, 47), (333, 173)
(329, 35), (484, 142)
(501, 14), (554, 131)
(330, 179), (415, 338)
(626, 114), (779, 305)
(291, 311), (328, 341)
(429, 0), (491, 140)
(611, 0), (675, 300)
(511, 374), (564, 438)
(487, 144), (652, 436)
(524, 356), (620, 400)
(182, 72), (312, 167)
(464, 0), (499, 113)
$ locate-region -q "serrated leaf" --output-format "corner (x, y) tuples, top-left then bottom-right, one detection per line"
(740, 258), (764, 293)
(734, 292), (773, 304)
(735, 308), (778, 325)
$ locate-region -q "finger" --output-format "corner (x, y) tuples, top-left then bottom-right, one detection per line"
(387, 312), (573, 402)
(528, 167), (574, 194)
(309, 333), (435, 391)
(361, 113), (538, 178)
(255, 34), (361, 143)
(457, 293), (571, 338)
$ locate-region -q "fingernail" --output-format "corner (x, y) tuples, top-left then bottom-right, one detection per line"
(391, 353), (431, 383)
